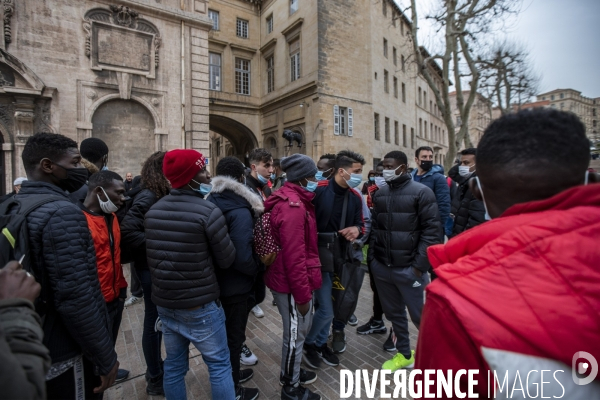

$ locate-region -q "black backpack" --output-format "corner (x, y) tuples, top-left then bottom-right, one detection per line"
(0, 195), (65, 313)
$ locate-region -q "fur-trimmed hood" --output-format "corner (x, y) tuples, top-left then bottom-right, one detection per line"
(209, 176), (264, 215)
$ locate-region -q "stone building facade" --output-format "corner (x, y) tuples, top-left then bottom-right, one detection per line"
(206, 0), (447, 172)
(0, 0), (213, 192)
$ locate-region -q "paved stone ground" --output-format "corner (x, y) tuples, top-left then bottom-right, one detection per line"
(105, 265), (418, 400)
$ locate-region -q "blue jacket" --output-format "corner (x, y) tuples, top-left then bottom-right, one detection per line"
(411, 164), (451, 229)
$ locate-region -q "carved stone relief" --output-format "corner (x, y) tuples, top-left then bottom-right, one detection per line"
(3, 0), (13, 45)
(34, 99), (54, 134)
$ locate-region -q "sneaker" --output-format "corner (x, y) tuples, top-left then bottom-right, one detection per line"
(272, 299), (277, 306)
(331, 330), (346, 353)
(115, 368), (129, 383)
(281, 384), (321, 400)
(124, 295), (143, 307)
(241, 343), (258, 366)
(317, 344), (339, 367)
(382, 350), (415, 372)
(356, 317), (387, 335)
(280, 368), (317, 386)
(348, 314), (358, 326)
(302, 343), (321, 369)
(236, 386), (259, 400)
(239, 368), (254, 383)
(251, 305), (264, 318)
(383, 327), (396, 352)
(146, 373), (164, 396)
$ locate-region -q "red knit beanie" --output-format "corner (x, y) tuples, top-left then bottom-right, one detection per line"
(162, 149), (206, 189)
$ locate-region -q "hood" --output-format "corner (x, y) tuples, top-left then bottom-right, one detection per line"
(209, 176), (264, 215)
(81, 158), (99, 176)
(412, 163), (445, 179)
(264, 181), (315, 213)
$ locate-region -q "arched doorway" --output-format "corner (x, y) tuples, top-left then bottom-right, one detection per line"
(92, 99), (155, 176)
(209, 114), (258, 168)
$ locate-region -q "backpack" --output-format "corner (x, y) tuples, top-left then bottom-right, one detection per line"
(0, 195), (65, 313)
(253, 211), (280, 266)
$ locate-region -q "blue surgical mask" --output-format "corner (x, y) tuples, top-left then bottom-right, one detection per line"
(271, 173), (276, 180)
(257, 173), (268, 185)
(369, 177), (375, 182)
(315, 168), (332, 181)
(301, 180), (318, 192)
(475, 176), (491, 220)
(189, 179), (212, 196)
(343, 170), (363, 189)
(101, 166), (109, 171)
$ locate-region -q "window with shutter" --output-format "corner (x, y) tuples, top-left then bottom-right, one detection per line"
(348, 108), (353, 137)
(333, 105), (340, 135)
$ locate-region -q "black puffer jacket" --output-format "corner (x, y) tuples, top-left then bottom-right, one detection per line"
(368, 174), (442, 272)
(448, 165), (486, 237)
(120, 188), (160, 270)
(207, 176), (263, 300)
(11, 182), (116, 374)
(145, 189), (236, 309)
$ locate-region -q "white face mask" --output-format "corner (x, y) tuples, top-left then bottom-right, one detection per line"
(382, 165), (404, 182)
(459, 165), (474, 178)
(475, 176), (491, 220)
(374, 176), (387, 188)
(97, 187), (119, 214)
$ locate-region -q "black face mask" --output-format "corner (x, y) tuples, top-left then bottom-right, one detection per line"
(52, 162), (88, 193)
(421, 160), (433, 171)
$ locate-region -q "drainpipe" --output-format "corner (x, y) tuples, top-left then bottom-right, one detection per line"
(181, 0), (186, 148)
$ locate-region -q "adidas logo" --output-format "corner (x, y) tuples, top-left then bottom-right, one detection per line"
(412, 281), (421, 288)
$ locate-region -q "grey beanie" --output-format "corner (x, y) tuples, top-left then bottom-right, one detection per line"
(280, 154), (317, 182)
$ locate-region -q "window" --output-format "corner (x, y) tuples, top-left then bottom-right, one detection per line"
(266, 56), (274, 93)
(402, 124), (407, 147)
(394, 121), (399, 145)
(236, 18), (249, 38)
(392, 12), (396, 27)
(430, 100), (433, 113)
(402, 82), (406, 102)
(424, 92), (427, 107)
(401, 55), (405, 72)
(393, 47), (397, 66)
(290, 0), (298, 15)
(411, 127), (415, 149)
(382, 0), (387, 16)
(419, 118), (423, 136)
(542, 97), (546, 100)
(424, 122), (428, 139)
(235, 58), (250, 95)
(374, 113), (380, 140)
(385, 117), (390, 143)
(333, 106), (354, 136)
(290, 40), (300, 82)
(383, 38), (388, 58)
(209, 52), (221, 91)
(560, 102), (564, 110)
(208, 10), (219, 31)
(384, 70), (389, 93)
(393, 77), (398, 98)
(216, 140), (221, 156)
(418, 87), (422, 105)
(267, 15), (273, 34)
(560, 93), (564, 99)
(551, 95), (555, 101)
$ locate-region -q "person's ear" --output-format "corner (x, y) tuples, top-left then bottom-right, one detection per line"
(469, 178), (484, 202)
(40, 158), (53, 174)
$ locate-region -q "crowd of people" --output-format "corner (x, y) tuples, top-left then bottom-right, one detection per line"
(0, 107), (598, 400)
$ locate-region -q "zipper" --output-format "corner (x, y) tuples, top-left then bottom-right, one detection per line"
(106, 215), (118, 299)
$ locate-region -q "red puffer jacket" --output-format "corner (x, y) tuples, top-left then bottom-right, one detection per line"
(83, 211), (127, 303)
(416, 184), (600, 396)
(263, 182), (322, 305)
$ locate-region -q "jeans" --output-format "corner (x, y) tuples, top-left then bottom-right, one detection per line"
(158, 301), (234, 400)
(221, 294), (250, 387)
(139, 268), (163, 378)
(305, 271), (333, 347)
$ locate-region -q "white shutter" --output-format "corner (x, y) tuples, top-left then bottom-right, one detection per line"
(334, 105), (340, 135)
(348, 108), (353, 137)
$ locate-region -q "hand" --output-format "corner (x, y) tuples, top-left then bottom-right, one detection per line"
(94, 360), (119, 393)
(297, 302), (311, 316)
(412, 267), (423, 278)
(338, 226), (360, 242)
(0, 260), (40, 303)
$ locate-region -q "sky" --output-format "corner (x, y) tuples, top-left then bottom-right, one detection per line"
(395, 0), (600, 99)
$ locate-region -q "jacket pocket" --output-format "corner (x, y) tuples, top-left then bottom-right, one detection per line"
(307, 266), (322, 291)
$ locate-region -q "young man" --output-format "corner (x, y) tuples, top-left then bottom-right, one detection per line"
(369, 150), (441, 372)
(315, 154), (336, 183)
(145, 149), (236, 400)
(416, 108), (600, 398)
(271, 159), (287, 190)
(16, 132), (118, 399)
(304, 150), (365, 367)
(263, 154), (321, 400)
(448, 148), (486, 237)
(81, 170), (130, 383)
(411, 146), (450, 238)
(70, 137), (110, 203)
(208, 157), (263, 400)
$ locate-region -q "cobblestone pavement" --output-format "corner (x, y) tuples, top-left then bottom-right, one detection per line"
(105, 265), (418, 400)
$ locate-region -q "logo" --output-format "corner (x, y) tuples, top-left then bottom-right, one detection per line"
(412, 281), (421, 288)
(572, 351), (598, 385)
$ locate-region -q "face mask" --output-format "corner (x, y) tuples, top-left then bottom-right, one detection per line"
(475, 176), (491, 220)
(257, 173), (268, 185)
(52, 162), (88, 193)
(382, 165), (404, 182)
(420, 160), (433, 171)
(101, 166), (109, 171)
(369, 177), (375, 182)
(584, 170), (589, 185)
(301, 180), (318, 192)
(374, 176), (387, 188)
(315, 168), (332, 181)
(97, 187), (119, 214)
(189, 179), (212, 196)
(459, 165), (474, 178)
(271, 173), (276, 180)
(342, 170), (362, 188)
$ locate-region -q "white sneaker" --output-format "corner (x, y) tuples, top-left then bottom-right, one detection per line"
(240, 343), (258, 366)
(251, 305), (264, 318)
(124, 295), (143, 307)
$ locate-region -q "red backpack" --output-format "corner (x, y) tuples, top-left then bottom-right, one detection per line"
(253, 211), (280, 266)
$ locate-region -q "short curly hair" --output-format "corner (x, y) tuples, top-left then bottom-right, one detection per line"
(216, 156), (245, 179)
(22, 132), (78, 174)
